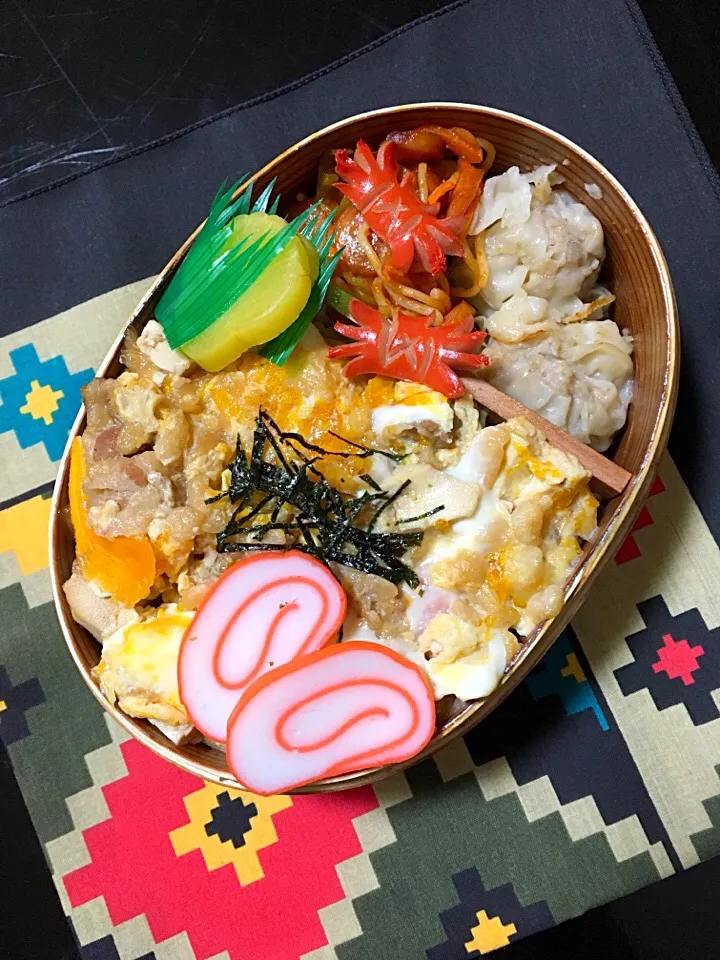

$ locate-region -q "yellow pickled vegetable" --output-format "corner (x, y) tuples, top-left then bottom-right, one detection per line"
(182, 212), (318, 372)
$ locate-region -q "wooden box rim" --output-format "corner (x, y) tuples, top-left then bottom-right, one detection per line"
(49, 102), (679, 793)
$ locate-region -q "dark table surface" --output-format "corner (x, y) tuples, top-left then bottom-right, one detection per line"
(2, 1), (720, 958)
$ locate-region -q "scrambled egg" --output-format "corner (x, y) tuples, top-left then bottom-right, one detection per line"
(346, 414), (598, 702)
(420, 619), (516, 702)
(371, 381), (455, 442)
(94, 605), (195, 744)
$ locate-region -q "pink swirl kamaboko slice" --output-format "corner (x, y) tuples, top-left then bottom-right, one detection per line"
(178, 551), (346, 742)
(226, 641), (436, 795)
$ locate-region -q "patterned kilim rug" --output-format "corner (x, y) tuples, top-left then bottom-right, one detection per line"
(2, 1), (720, 957)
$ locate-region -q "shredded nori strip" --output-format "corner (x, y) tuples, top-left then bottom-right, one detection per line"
(270, 430), (362, 460)
(368, 479), (410, 532)
(209, 410), (422, 587)
(360, 473), (382, 491)
(326, 430), (406, 463)
(395, 505), (445, 525)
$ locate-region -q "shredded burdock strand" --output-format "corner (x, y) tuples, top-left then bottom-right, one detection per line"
(450, 236), (484, 298)
(475, 136), (496, 171)
(356, 221), (451, 318)
(417, 162), (429, 204)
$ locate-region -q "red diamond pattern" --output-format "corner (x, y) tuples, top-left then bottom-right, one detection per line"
(652, 633), (705, 686)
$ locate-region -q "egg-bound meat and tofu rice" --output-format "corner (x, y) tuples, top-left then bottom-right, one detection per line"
(64, 325), (597, 741)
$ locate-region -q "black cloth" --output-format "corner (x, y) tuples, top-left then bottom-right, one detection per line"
(2, 0), (719, 535)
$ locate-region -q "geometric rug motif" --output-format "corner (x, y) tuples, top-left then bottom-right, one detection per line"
(335, 759), (661, 960)
(169, 782), (292, 886)
(525, 632), (608, 729)
(0, 493), (55, 610)
(0, 343), (93, 462)
(0, 583), (115, 846)
(0, 664), (45, 745)
(77, 935), (156, 960)
(464, 632), (676, 877)
(614, 475), (665, 565)
(689, 766), (720, 863)
(60, 738), (379, 960)
(615, 596), (720, 725)
(0, 276), (153, 503)
(0, 493), (52, 578)
(572, 455), (720, 868)
(428, 868), (554, 957)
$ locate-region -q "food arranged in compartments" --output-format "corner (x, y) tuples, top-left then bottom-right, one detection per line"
(51, 105), (677, 793)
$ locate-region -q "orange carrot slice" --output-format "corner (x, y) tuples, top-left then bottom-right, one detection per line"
(178, 551), (346, 743)
(427, 179), (456, 205)
(226, 641), (436, 794)
(442, 301), (475, 326)
(68, 438), (155, 607)
(447, 157), (484, 219)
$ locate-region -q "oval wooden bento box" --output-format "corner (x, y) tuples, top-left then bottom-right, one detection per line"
(49, 103), (679, 793)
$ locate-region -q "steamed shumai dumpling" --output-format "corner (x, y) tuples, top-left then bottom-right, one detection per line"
(485, 321), (633, 451)
(471, 165), (605, 316)
(470, 165), (633, 452)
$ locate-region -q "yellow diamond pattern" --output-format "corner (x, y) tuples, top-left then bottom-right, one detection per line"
(19, 380), (64, 425)
(465, 910), (517, 954)
(170, 781), (292, 886)
(0, 495), (51, 575)
(561, 652), (586, 683)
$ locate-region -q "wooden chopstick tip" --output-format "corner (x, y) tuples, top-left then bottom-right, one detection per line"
(461, 377), (632, 496)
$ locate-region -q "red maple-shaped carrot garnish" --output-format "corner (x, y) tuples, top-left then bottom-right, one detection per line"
(328, 300), (489, 399)
(334, 140), (463, 275)
(178, 551), (346, 743)
(226, 641), (436, 795)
